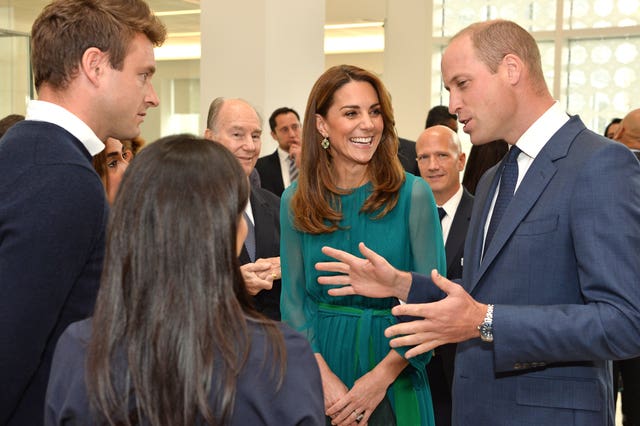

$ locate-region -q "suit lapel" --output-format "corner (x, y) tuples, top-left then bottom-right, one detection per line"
(467, 116), (582, 292)
(446, 189), (473, 273)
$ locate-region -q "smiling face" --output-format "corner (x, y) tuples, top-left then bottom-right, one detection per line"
(442, 34), (511, 145)
(416, 126), (465, 205)
(315, 80), (384, 173)
(205, 99), (262, 177)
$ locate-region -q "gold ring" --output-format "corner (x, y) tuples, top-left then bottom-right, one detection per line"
(271, 273), (277, 279)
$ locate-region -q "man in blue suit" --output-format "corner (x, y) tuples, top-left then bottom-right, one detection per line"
(316, 20), (640, 426)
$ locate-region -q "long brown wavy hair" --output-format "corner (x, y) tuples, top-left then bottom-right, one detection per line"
(86, 135), (285, 425)
(291, 65), (405, 234)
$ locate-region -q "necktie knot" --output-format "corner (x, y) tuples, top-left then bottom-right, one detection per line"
(507, 145), (521, 163)
(437, 207), (446, 222)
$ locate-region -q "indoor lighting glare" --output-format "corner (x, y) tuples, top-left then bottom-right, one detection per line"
(154, 44), (201, 61)
(324, 21), (384, 30)
(324, 35), (385, 54)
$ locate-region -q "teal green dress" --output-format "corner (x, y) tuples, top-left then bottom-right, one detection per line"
(280, 173), (446, 426)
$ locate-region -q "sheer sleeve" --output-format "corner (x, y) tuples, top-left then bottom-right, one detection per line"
(391, 177), (446, 370)
(409, 177), (447, 277)
(279, 186), (320, 352)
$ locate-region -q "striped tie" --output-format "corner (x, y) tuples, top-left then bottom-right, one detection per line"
(242, 211), (256, 262)
(289, 155), (298, 182)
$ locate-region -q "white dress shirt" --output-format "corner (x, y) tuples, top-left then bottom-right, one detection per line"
(277, 147), (296, 188)
(438, 184), (464, 245)
(25, 100), (104, 156)
(482, 101), (570, 248)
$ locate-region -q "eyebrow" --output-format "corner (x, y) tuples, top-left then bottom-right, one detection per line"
(142, 65), (156, 76)
(339, 103), (381, 110)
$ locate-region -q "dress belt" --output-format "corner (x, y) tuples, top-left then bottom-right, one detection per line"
(318, 303), (393, 376)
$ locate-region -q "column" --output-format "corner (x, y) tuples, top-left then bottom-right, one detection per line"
(383, 0), (432, 141)
(200, 0), (325, 155)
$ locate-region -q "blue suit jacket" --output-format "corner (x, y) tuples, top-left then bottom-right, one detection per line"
(408, 116), (640, 425)
(0, 121), (107, 425)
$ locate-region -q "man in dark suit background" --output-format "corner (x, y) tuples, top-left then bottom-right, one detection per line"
(396, 104), (460, 178)
(415, 124), (473, 426)
(255, 107), (302, 197)
(205, 98), (282, 320)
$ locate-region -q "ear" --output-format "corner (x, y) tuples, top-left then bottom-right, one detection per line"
(502, 53), (523, 85)
(80, 47), (108, 87)
(315, 114), (328, 138)
(204, 128), (214, 141)
(271, 130), (277, 141)
(457, 152), (466, 171)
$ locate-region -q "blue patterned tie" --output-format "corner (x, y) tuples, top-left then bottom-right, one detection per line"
(484, 146), (521, 254)
(242, 211), (256, 262)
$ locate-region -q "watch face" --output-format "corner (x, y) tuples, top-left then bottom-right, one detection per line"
(480, 323), (493, 342)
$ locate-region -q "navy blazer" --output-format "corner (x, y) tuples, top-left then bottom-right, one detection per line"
(255, 150), (286, 196)
(444, 187), (474, 281)
(240, 186), (282, 320)
(407, 116), (640, 425)
(0, 121), (107, 425)
(398, 137), (420, 176)
(45, 319), (325, 425)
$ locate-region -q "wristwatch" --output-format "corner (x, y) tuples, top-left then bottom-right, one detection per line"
(478, 304), (494, 342)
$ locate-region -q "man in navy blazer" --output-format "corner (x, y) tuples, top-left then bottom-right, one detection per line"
(255, 107), (302, 197)
(0, 2), (165, 424)
(205, 98), (282, 320)
(316, 20), (640, 426)
(415, 125), (473, 425)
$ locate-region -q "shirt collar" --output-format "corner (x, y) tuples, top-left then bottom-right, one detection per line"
(277, 146), (291, 161)
(26, 100), (104, 156)
(513, 101), (569, 160)
(440, 184), (463, 217)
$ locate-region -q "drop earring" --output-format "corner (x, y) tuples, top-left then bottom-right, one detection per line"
(321, 136), (330, 149)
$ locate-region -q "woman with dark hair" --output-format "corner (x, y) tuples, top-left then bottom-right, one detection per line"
(45, 135), (324, 426)
(604, 117), (622, 139)
(91, 137), (131, 204)
(281, 65), (445, 425)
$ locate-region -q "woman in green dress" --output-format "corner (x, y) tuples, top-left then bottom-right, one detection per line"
(281, 65), (446, 426)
